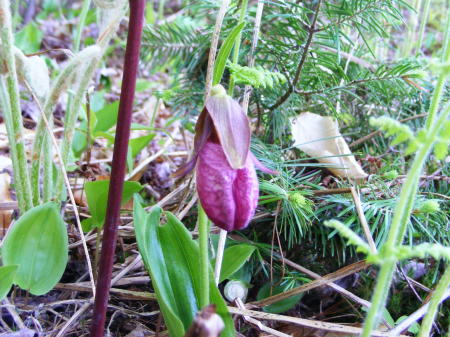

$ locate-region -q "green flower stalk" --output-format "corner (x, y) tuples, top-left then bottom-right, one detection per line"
(0, 0), (33, 211)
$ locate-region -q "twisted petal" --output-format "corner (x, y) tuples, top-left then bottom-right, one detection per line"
(196, 141), (259, 231)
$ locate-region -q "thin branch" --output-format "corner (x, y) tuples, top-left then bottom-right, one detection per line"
(269, 0), (322, 111)
(294, 75), (412, 96)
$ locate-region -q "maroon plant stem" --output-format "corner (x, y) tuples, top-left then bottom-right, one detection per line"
(90, 1), (145, 336)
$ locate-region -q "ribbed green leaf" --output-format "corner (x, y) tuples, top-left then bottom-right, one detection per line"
(219, 245), (256, 283)
(2, 202), (68, 295)
(0, 265), (17, 300)
(213, 22), (245, 86)
(134, 198), (235, 337)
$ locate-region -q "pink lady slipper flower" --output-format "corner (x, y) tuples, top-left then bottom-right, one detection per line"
(176, 85), (277, 231)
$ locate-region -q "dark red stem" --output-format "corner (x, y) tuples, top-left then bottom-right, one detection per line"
(90, 1), (145, 336)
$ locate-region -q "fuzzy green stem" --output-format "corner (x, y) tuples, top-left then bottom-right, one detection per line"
(442, 11), (450, 63)
(401, 0), (422, 57)
(158, 0), (165, 21)
(31, 46), (101, 204)
(55, 4), (126, 200)
(228, 0), (248, 96)
(74, 0), (92, 52)
(361, 260), (396, 337)
(0, 0), (34, 212)
(198, 204), (210, 308)
(418, 265), (450, 337)
(361, 18), (450, 332)
(361, 103), (450, 337)
(415, 0), (431, 56)
(56, 60), (98, 199)
(425, 11), (450, 129)
(0, 76), (26, 211)
(42, 130), (54, 202)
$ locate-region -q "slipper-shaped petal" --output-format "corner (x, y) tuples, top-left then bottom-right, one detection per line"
(196, 140), (259, 231)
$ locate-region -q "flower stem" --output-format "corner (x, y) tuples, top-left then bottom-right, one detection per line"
(197, 0), (231, 308)
(418, 264), (450, 337)
(198, 204), (210, 308)
(89, 1), (145, 336)
(0, 0), (34, 212)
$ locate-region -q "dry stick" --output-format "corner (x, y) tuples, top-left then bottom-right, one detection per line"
(235, 298), (291, 337)
(281, 257), (371, 308)
(24, 81), (96, 297)
(110, 255), (142, 286)
(55, 283), (157, 301)
(249, 260), (368, 308)
(90, 2), (145, 336)
(1, 299), (25, 330)
(214, 230), (227, 285)
(227, 307), (406, 337)
(242, 0), (265, 113)
(204, 0), (231, 100)
(178, 194), (198, 220)
(269, 0), (322, 111)
(390, 288), (450, 335)
(350, 187), (377, 253)
(125, 137), (173, 181)
(55, 302), (92, 337)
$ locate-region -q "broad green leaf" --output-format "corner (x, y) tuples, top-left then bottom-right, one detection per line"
(0, 265), (18, 300)
(15, 22), (43, 54)
(129, 134), (156, 158)
(134, 199), (235, 337)
(213, 22), (245, 86)
(94, 101), (120, 134)
(84, 180), (142, 230)
(2, 203), (68, 295)
(256, 283), (303, 314)
(135, 79), (157, 92)
(219, 245), (256, 283)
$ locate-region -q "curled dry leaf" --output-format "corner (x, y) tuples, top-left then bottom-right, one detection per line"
(290, 112), (367, 180)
